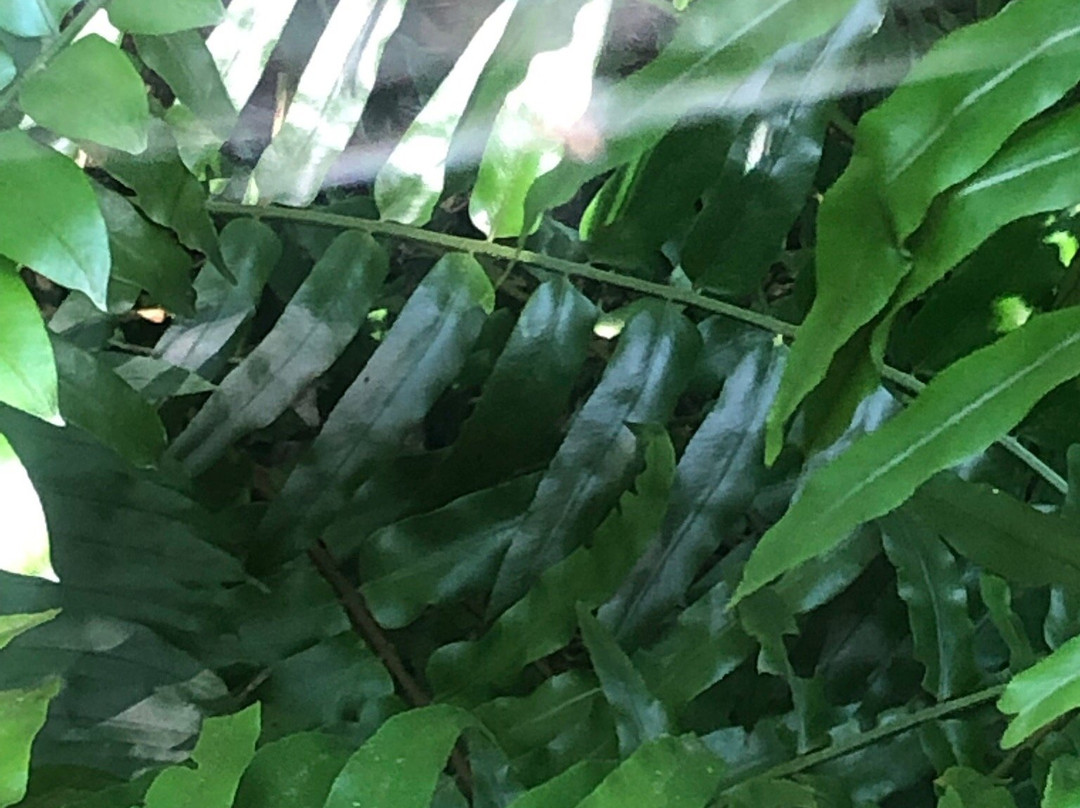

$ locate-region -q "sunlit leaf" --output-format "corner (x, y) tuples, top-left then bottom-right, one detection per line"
(0, 261), (58, 423)
(1043, 755), (1080, 808)
(0, 677), (61, 808)
(0, 0), (77, 37)
(0, 434), (54, 580)
(1000, 633), (1080, 748)
(108, 0), (225, 34)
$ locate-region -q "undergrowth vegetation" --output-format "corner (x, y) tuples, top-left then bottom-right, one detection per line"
(4, 0), (1080, 806)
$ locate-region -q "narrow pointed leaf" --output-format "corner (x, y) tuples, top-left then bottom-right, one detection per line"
(979, 574), (1036, 672)
(573, 735), (723, 808)
(427, 432), (674, 701)
(881, 510), (978, 699)
(911, 474), (1080, 590)
(859, 0), (1080, 241)
(936, 767), (1017, 808)
(323, 705), (478, 808)
(170, 232), (388, 474)
(0, 434), (53, 580)
(1043, 755), (1080, 808)
(489, 302), (700, 614)
(143, 703), (260, 808)
(0, 676), (61, 808)
(0, 262), (58, 422)
(204, 0), (297, 111)
(603, 341), (783, 646)
(20, 35), (149, 154)
(578, 605), (672, 755)
(108, 0), (225, 34)
(505, 761), (614, 808)
(0, 130), (110, 309)
(737, 305), (1080, 604)
(376, 0), (519, 226)
(1000, 631), (1080, 748)
(0, 610), (59, 650)
(260, 253), (494, 558)
(253, 0), (408, 205)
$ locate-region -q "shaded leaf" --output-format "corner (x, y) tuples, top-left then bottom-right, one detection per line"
(0, 261), (58, 422)
(504, 761), (614, 808)
(143, 703), (260, 808)
(489, 301), (700, 614)
(0, 610), (58, 650)
(737, 305), (1080, 604)
(578, 605), (672, 755)
(0, 130), (110, 309)
(724, 777), (817, 808)
(20, 36), (149, 154)
(233, 731), (350, 808)
(169, 232), (388, 474)
(936, 766), (1017, 808)
(323, 705), (478, 808)
(881, 510), (978, 699)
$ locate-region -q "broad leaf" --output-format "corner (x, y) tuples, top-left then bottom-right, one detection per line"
(573, 735), (723, 808)
(504, 761), (614, 808)
(1043, 755), (1080, 808)
(233, 731), (350, 808)
(578, 605), (672, 755)
(0, 261), (58, 422)
(736, 305), (1080, 604)
(0, 130), (110, 309)
(724, 778), (817, 808)
(20, 35), (149, 154)
(143, 703), (260, 808)
(108, 0), (225, 34)
(936, 766), (1017, 808)
(323, 705), (477, 808)
(0, 677), (61, 808)
(881, 510), (978, 699)
(1000, 633), (1080, 748)
(376, 0), (519, 226)
(169, 232), (388, 474)
(0, 0), (77, 37)
(252, 0), (408, 205)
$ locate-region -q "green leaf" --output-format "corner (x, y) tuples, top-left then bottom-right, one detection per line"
(1043, 755), (1080, 808)
(735, 305), (1080, 604)
(133, 31), (235, 136)
(52, 337), (167, 468)
(323, 705), (478, 808)
(169, 232), (388, 474)
(432, 278), (596, 501)
(0, 610), (59, 651)
(0, 676), (61, 808)
(602, 340), (783, 647)
(0, 0), (76, 36)
(880, 510), (979, 699)
(104, 354), (216, 403)
(859, 0), (1080, 241)
(764, 155), (908, 463)
(489, 301), (700, 614)
(93, 185), (196, 316)
(0, 261), (58, 422)
(0, 433), (53, 580)
(427, 431), (674, 702)
(504, 761), (614, 808)
(154, 218), (280, 373)
(233, 731), (350, 808)
(108, 0), (224, 34)
(203, 0), (296, 112)
(375, 0), (519, 226)
(979, 574), (1036, 672)
(252, 0), (408, 206)
(911, 474), (1080, 590)
(936, 766), (1017, 808)
(573, 735), (723, 808)
(20, 35), (149, 154)
(578, 605), (672, 755)
(259, 253), (494, 559)
(1000, 633), (1080, 748)
(143, 703), (260, 808)
(0, 130), (110, 309)
(0, 44), (14, 90)
(724, 777), (818, 808)
(469, 0), (611, 238)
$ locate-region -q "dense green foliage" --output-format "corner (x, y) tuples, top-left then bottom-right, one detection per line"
(5, 0), (1080, 805)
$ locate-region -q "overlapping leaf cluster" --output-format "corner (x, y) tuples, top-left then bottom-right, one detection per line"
(5, 1), (1080, 807)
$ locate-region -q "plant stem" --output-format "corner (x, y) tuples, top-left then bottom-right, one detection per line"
(726, 684), (1005, 789)
(206, 201), (1069, 495)
(0, 0), (113, 114)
